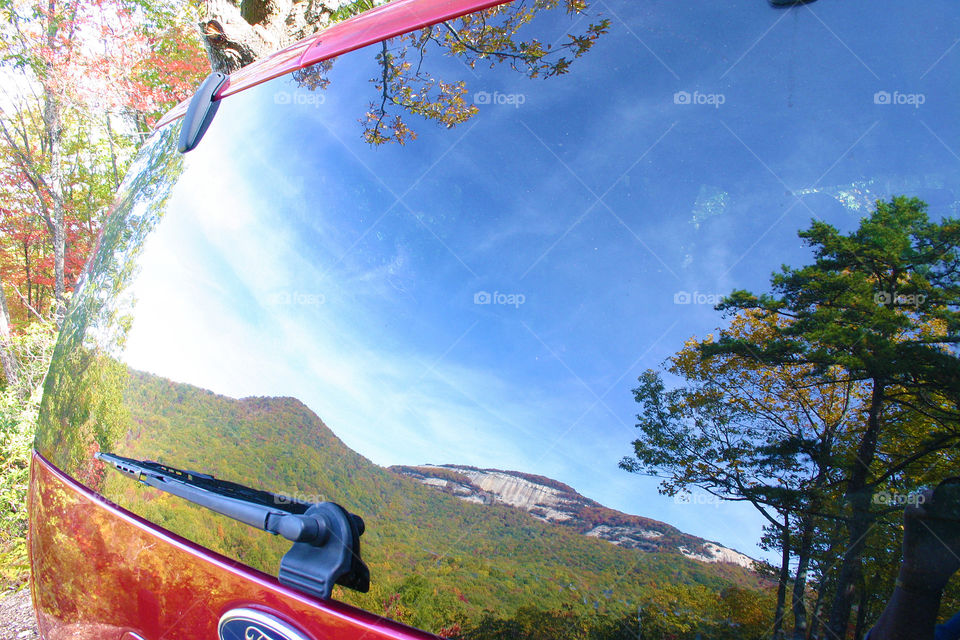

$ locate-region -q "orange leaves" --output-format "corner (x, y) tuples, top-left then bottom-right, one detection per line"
(125, 21), (208, 125)
(8, 0), (206, 122)
(1, 0), (207, 324)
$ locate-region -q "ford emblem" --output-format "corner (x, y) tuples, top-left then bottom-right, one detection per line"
(218, 608), (312, 640)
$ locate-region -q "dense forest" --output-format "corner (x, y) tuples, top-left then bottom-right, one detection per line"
(98, 369), (778, 639)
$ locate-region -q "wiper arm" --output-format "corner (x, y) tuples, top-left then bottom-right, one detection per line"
(96, 452), (319, 533)
(97, 452), (369, 600)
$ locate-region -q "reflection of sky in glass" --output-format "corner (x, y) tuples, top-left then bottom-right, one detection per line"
(122, 0), (960, 561)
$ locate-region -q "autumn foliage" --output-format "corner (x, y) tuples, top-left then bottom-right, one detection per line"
(0, 0), (207, 327)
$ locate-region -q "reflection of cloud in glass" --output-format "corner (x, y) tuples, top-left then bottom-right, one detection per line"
(793, 172), (960, 215)
(122, 195), (565, 472)
(690, 185), (729, 229)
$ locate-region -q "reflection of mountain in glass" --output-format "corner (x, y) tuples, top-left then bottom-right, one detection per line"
(392, 464), (754, 568)
(103, 369), (774, 638)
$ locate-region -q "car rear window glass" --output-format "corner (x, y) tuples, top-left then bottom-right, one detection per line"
(37, 0), (960, 636)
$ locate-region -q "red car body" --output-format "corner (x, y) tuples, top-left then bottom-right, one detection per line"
(30, 452), (437, 639)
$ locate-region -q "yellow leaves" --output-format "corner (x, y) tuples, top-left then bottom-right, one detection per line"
(361, 2), (609, 144)
(665, 309), (870, 442)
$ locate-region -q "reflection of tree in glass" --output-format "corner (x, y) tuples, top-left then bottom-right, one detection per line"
(622, 311), (868, 639)
(36, 126), (185, 490)
(291, 59), (334, 91)
(626, 197), (960, 639)
(364, 2), (609, 145)
(705, 197), (960, 638)
(291, 2), (609, 145)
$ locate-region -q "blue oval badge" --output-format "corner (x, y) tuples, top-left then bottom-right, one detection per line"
(218, 609), (312, 640)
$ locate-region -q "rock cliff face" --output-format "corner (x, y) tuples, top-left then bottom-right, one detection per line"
(391, 464), (755, 570)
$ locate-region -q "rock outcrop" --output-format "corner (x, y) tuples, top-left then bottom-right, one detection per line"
(392, 464), (755, 570)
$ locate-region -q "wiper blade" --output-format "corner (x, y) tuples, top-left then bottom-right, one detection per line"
(97, 453), (315, 516)
(97, 452), (369, 599)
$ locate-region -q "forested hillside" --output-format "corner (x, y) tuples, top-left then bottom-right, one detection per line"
(103, 369), (776, 638)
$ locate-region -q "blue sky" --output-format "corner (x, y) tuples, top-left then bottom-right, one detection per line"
(119, 0), (960, 563)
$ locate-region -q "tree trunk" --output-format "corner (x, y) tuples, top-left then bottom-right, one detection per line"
(199, 0), (387, 73)
(0, 273), (20, 391)
(852, 573), (869, 640)
(105, 114), (120, 189)
(774, 524), (791, 640)
(827, 378), (885, 638)
(808, 586), (825, 640)
(790, 516), (815, 640)
(51, 205), (65, 324)
(22, 240), (32, 310)
(42, 8), (67, 327)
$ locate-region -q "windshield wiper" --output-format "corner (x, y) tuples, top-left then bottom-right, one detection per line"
(96, 452), (369, 600)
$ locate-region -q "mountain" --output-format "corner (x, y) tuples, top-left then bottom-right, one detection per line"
(391, 465), (755, 570)
(103, 369), (774, 638)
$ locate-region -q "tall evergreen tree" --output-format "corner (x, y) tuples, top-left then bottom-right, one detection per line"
(703, 196), (960, 638)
